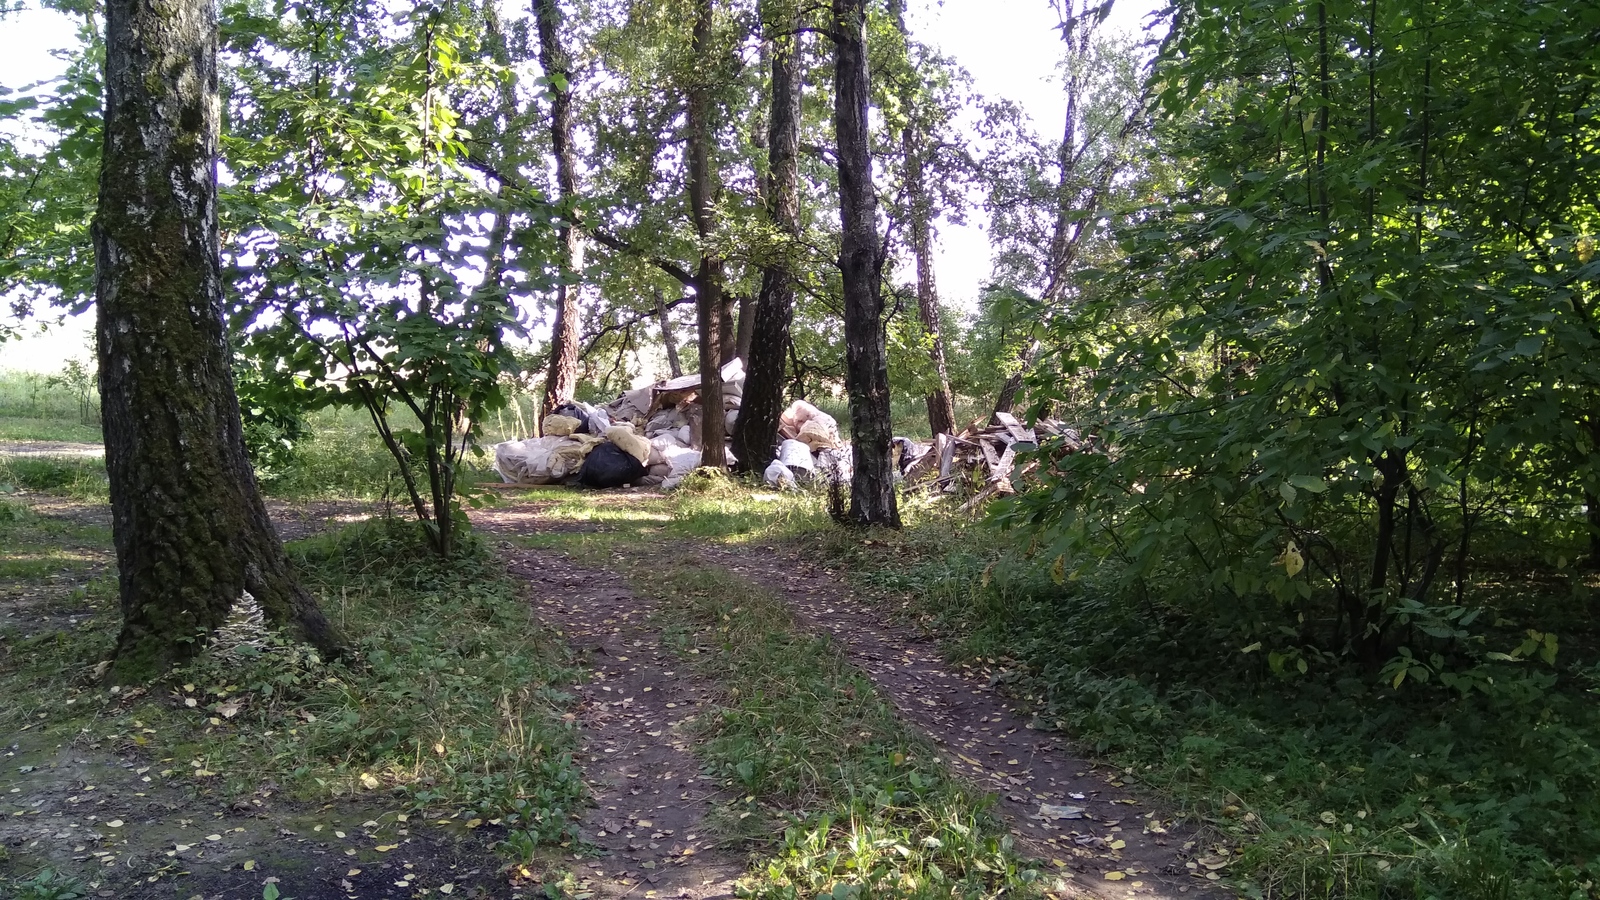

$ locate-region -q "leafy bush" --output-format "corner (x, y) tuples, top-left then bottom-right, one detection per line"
(865, 533), (1600, 900)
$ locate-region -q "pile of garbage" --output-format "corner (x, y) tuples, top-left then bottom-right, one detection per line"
(896, 412), (1091, 508)
(493, 360), (851, 491)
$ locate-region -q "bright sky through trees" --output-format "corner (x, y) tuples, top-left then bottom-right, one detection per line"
(0, 0), (1159, 373)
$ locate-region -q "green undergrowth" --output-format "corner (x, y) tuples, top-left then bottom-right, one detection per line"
(0, 454), (108, 500)
(0, 512), (586, 857)
(0, 416), (101, 443)
(810, 518), (1600, 900)
(638, 562), (1043, 900)
(156, 519), (586, 839)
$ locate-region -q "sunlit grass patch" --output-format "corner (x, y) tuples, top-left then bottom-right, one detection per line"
(0, 416), (102, 444)
(0, 455), (108, 500)
(641, 562), (1041, 900)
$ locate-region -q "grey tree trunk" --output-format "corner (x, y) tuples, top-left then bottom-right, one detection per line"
(655, 288), (684, 378)
(535, 0), (584, 419)
(688, 0), (726, 467)
(832, 0), (900, 527)
(888, 0), (956, 438)
(732, 0), (802, 473)
(95, 0), (341, 680)
(991, 0), (1111, 419)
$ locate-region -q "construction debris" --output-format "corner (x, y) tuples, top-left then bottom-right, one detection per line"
(899, 412), (1091, 508)
(494, 366), (1084, 504)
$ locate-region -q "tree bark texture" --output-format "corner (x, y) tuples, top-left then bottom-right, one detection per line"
(95, 0), (341, 678)
(535, 0), (584, 420)
(888, 1), (956, 438)
(732, 0), (802, 472)
(688, 0), (726, 467)
(832, 0), (900, 527)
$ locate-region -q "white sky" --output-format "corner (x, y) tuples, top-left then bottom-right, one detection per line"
(0, 0), (1159, 374)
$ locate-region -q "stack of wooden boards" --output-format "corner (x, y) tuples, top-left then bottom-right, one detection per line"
(901, 412), (1091, 509)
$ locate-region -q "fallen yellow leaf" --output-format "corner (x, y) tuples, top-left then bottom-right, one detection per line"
(375, 844), (399, 852)
(360, 773), (380, 790)
(1109, 839), (1126, 850)
(1104, 872), (1126, 881)
(439, 885), (454, 895)
(243, 860), (256, 871)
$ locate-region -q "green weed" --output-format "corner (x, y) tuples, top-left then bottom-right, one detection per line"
(5, 868), (87, 900)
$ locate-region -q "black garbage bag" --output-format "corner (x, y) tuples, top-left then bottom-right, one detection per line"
(578, 441), (647, 489)
(552, 401), (591, 434)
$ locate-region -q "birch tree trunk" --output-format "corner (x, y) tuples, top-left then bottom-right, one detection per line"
(95, 0), (341, 679)
(833, 0), (899, 527)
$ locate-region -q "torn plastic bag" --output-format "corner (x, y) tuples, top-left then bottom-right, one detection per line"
(764, 459), (797, 490)
(579, 441), (648, 489)
(493, 436), (567, 484)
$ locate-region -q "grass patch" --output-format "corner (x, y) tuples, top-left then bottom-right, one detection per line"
(639, 562), (1043, 900)
(0, 455), (108, 500)
(0, 416), (101, 443)
(811, 517), (1600, 900)
(0, 513), (586, 856)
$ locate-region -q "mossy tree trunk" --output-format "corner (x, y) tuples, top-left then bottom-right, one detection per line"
(94, 0), (342, 680)
(832, 0), (900, 527)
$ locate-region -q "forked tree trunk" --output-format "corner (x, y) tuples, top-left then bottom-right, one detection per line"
(732, 0), (802, 472)
(833, 0), (899, 527)
(535, 0), (583, 419)
(95, 0), (341, 679)
(688, 0), (726, 467)
(888, 0), (956, 438)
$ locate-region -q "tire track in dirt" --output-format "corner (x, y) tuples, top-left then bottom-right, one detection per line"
(693, 543), (1234, 900)
(480, 519), (744, 900)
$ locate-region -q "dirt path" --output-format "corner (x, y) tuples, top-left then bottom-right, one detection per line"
(694, 544), (1231, 899)
(477, 496), (1231, 900)
(0, 440), (104, 458)
(477, 513), (746, 900)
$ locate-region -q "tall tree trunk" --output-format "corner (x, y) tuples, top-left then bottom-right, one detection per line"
(888, 0), (956, 438)
(95, 0), (341, 679)
(991, 0), (1125, 419)
(655, 287), (684, 378)
(832, 0), (899, 527)
(732, 0), (802, 472)
(535, 0), (583, 419)
(687, 0), (726, 466)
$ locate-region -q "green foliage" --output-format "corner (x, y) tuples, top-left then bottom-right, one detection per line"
(223, 0), (545, 556)
(842, 519), (1600, 900)
(1003, 0), (1600, 670)
(42, 360), (96, 426)
(7, 868), (87, 900)
(0, 455), (107, 499)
